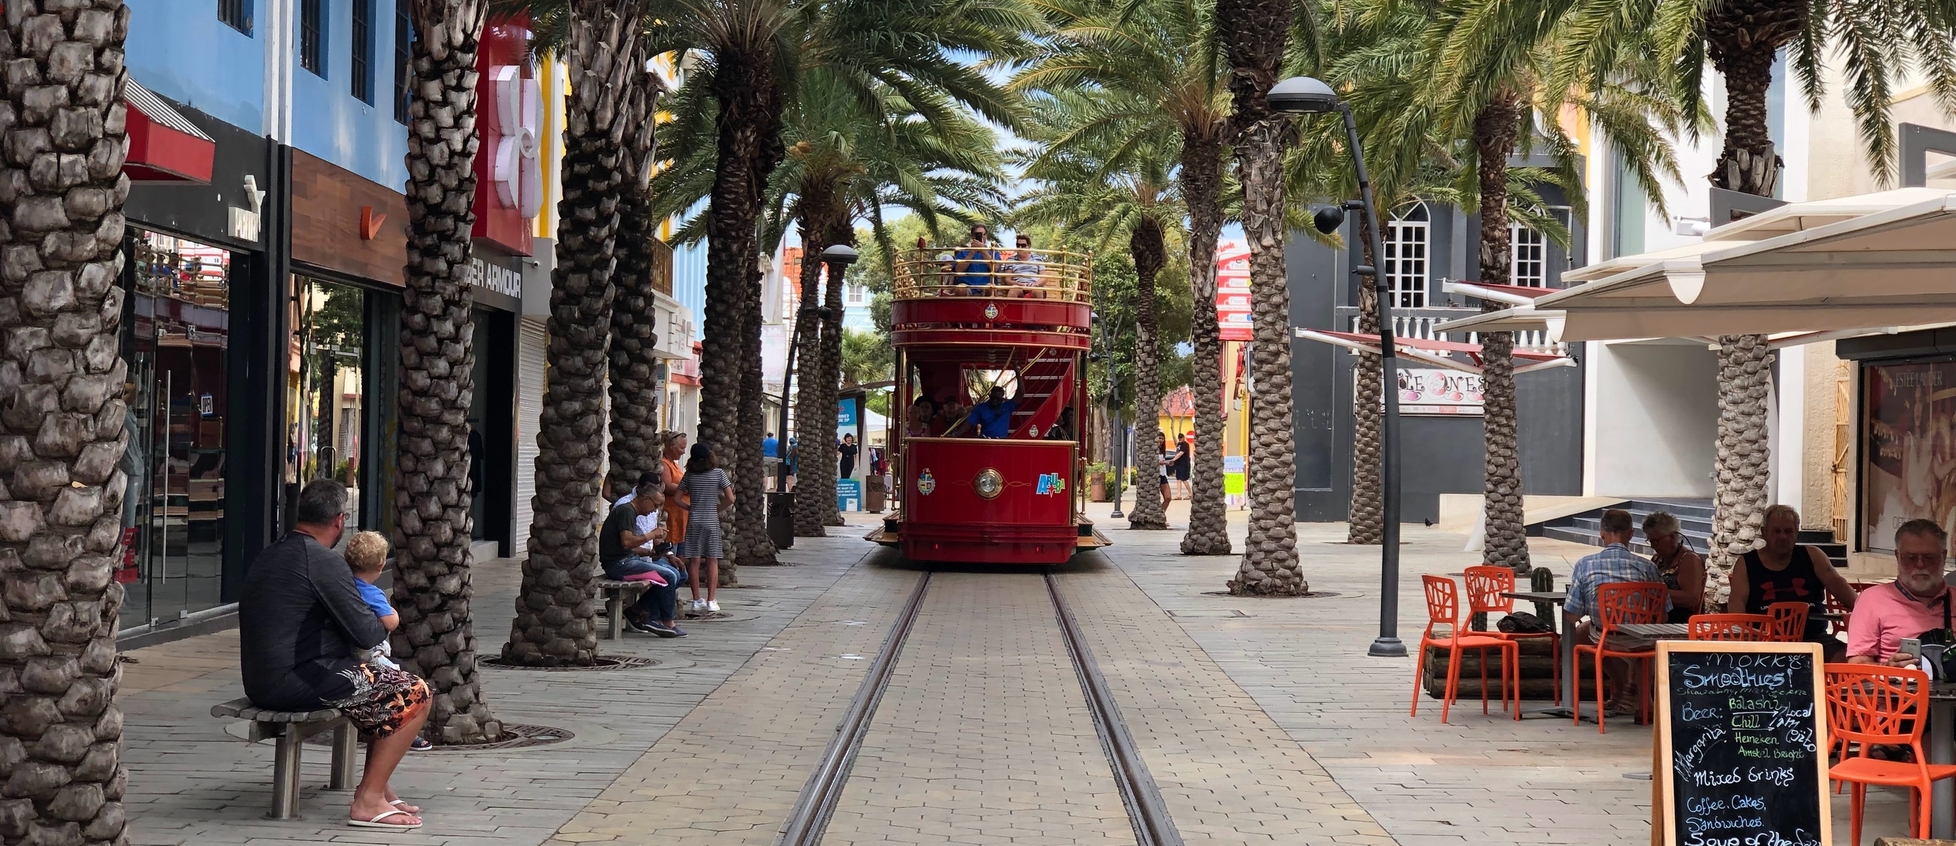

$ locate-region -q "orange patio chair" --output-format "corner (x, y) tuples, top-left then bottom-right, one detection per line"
(1826, 663), (1956, 845)
(1414, 575), (1521, 724)
(1766, 602), (1810, 643)
(1463, 566), (1559, 704)
(1687, 612), (1775, 642)
(1573, 581), (1666, 733)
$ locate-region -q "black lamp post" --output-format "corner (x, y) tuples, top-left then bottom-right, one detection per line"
(1270, 76), (1407, 658)
(776, 244), (858, 492)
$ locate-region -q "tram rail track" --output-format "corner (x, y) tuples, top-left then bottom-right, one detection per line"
(776, 568), (1183, 846)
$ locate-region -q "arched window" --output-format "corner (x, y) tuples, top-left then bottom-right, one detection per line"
(1510, 223), (1546, 287)
(1384, 203), (1429, 308)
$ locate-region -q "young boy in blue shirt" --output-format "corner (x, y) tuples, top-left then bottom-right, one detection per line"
(346, 531), (401, 669)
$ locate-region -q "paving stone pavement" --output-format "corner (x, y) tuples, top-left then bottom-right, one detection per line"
(1054, 559), (1394, 845)
(119, 530), (883, 846)
(1087, 500), (1915, 846)
(118, 501), (1926, 846)
(822, 571), (1136, 846)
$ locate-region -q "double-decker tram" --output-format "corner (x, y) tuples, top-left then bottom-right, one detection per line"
(865, 241), (1112, 564)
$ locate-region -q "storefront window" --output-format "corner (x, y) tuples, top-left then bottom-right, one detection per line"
(120, 230), (233, 630)
(1862, 359), (1956, 557)
(288, 276), (371, 532)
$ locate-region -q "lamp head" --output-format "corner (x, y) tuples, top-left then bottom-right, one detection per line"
(821, 244), (860, 266)
(1268, 76), (1340, 115)
(1312, 205), (1345, 235)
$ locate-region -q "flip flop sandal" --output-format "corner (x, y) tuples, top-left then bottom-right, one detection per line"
(390, 799), (422, 814)
(348, 809), (422, 830)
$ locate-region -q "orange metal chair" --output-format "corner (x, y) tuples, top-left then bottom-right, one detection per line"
(1414, 575), (1521, 723)
(1830, 581), (1885, 636)
(1686, 612), (1776, 642)
(1825, 663), (1956, 845)
(1463, 565), (1559, 704)
(1572, 581), (1666, 733)
(1766, 602), (1810, 643)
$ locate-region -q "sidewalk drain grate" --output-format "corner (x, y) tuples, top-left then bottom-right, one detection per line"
(307, 723), (575, 752)
(1200, 590), (1343, 599)
(479, 655), (662, 671)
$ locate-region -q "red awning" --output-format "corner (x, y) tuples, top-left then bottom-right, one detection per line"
(124, 79), (214, 183)
(1295, 329), (1574, 376)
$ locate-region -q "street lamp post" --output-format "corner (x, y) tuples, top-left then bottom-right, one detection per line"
(1270, 76), (1407, 658)
(773, 245), (858, 514)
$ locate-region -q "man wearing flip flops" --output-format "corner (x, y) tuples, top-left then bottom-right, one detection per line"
(239, 480), (432, 830)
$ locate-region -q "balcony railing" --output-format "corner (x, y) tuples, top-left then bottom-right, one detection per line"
(1336, 306), (1567, 356)
(894, 247), (1092, 304)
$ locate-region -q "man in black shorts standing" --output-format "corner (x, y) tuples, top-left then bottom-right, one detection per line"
(240, 479), (431, 829)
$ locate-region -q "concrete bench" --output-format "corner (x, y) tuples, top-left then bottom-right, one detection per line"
(596, 578), (652, 640)
(211, 697), (358, 819)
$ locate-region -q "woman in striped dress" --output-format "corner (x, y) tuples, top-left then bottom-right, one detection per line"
(680, 443), (734, 614)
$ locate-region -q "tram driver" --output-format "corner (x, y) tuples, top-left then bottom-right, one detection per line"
(967, 380), (1022, 439)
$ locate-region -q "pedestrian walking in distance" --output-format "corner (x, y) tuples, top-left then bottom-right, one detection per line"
(680, 443), (734, 614)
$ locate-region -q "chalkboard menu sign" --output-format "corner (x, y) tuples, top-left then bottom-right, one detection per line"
(1654, 642), (1830, 846)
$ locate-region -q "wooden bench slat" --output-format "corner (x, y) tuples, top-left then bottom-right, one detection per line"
(211, 697), (341, 723)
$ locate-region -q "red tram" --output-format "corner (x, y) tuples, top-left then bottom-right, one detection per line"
(865, 243), (1111, 564)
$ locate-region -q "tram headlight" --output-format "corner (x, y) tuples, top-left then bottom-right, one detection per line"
(975, 468), (1004, 499)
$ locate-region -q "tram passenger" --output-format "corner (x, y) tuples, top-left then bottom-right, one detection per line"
(953, 224), (998, 296)
(1045, 407), (1075, 441)
(1005, 235), (1045, 298)
(907, 397), (938, 437)
(968, 382), (1022, 439)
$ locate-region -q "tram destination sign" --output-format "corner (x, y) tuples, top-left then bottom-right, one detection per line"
(1653, 641), (1829, 846)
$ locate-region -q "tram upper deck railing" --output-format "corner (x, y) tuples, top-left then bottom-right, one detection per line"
(893, 246), (1093, 304)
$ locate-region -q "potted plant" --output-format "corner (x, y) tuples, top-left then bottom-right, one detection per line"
(1087, 462), (1112, 502)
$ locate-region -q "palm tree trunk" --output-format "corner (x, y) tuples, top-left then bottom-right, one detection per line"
(729, 252), (772, 573)
(816, 220), (850, 528)
(1703, 20), (1787, 603)
(396, 0), (499, 742)
(1349, 216), (1383, 545)
(1227, 121), (1308, 595)
(1219, 0), (1306, 594)
(790, 203), (837, 538)
(0, 4), (133, 841)
(1472, 93), (1530, 574)
(699, 44), (786, 578)
(1128, 220), (1169, 530)
(504, 0), (646, 666)
(607, 73), (664, 502)
(1181, 134), (1233, 555)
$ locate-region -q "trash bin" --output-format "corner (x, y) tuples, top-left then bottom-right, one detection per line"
(865, 475), (886, 512)
(767, 491), (794, 550)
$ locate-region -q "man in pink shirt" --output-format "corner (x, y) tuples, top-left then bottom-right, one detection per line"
(1848, 519), (1952, 667)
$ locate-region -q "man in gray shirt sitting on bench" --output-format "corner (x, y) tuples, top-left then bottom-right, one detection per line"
(240, 479), (432, 830)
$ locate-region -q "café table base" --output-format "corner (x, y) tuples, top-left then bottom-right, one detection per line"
(1933, 696), (1954, 839)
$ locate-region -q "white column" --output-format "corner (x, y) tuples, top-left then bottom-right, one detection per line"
(1775, 347), (1807, 512)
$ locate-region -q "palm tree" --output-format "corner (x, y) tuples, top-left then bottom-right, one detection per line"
(0, 4), (131, 841)
(607, 75), (665, 504)
(1542, 0), (1956, 594)
(503, 0), (653, 666)
(1216, 0), (1306, 594)
(394, 0), (503, 743)
(1017, 90), (1183, 531)
(1013, 0), (1234, 547)
(1420, 1), (1692, 574)
(642, 0), (1027, 550)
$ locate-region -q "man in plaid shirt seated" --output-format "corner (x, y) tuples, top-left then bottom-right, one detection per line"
(1564, 508), (1671, 717)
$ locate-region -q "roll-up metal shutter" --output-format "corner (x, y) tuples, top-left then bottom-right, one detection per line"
(514, 318), (547, 556)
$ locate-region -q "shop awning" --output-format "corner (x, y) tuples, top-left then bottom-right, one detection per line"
(1442, 280), (1560, 306)
(1293, 329), (1575, 375)
(1533, 188), (1956, 341)
(124, 78), (215, 183)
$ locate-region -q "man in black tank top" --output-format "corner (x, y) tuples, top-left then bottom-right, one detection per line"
(1726, 504), (1858, 659)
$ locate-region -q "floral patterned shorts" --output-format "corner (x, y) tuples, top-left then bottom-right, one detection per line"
(330, 664), (429, 738)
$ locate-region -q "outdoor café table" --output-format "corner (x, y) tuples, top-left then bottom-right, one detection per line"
(1616, 622), (1690, 641)
(1500, 590), (1572, 717)
(1930, 683), (1956, 837)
